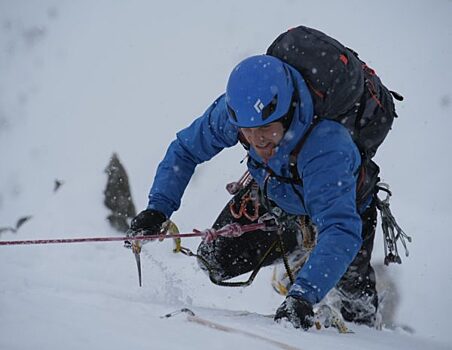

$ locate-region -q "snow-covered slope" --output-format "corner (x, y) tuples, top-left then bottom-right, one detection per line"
(1, 1), (451, 349)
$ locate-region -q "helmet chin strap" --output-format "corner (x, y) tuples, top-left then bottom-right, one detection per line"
(279, 81), (299, 132)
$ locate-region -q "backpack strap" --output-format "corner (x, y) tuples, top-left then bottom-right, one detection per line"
(238, 119), (320, 186)
(237, 130), (250, 150)
(288, 119), (319, 185)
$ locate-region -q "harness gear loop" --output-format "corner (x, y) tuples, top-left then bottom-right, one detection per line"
(228, 180), (260, 222)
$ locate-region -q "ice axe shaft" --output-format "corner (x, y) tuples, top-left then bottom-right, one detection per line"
(132, 242), (142, 287)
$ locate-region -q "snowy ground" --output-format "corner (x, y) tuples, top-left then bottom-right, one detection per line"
(1, 1), (451, 349)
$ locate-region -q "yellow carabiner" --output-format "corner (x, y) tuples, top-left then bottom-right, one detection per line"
(162, 220), (181, 253)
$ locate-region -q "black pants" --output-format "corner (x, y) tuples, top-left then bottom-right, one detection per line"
(336, 203), (378, 325)
(197, 183), (378, 325)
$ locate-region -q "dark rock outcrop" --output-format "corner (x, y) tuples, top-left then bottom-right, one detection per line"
(104, 153), (136, 232)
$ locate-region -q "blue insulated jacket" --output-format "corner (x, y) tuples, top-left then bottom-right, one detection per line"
(147, 65), (363, 305)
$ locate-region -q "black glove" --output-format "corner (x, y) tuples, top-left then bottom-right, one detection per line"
(274, 295), (314, 330)
(130, 209), (166, 236)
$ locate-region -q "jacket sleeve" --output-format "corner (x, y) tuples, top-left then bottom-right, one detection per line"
(288, 121), (363, 305)
(147, 95), (239, 218)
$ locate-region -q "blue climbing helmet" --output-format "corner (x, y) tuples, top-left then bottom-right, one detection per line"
(226, 55), (295, 128)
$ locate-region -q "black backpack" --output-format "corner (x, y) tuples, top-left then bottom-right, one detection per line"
(262, 25), (403, 206)
(267, 26), (403, 156)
